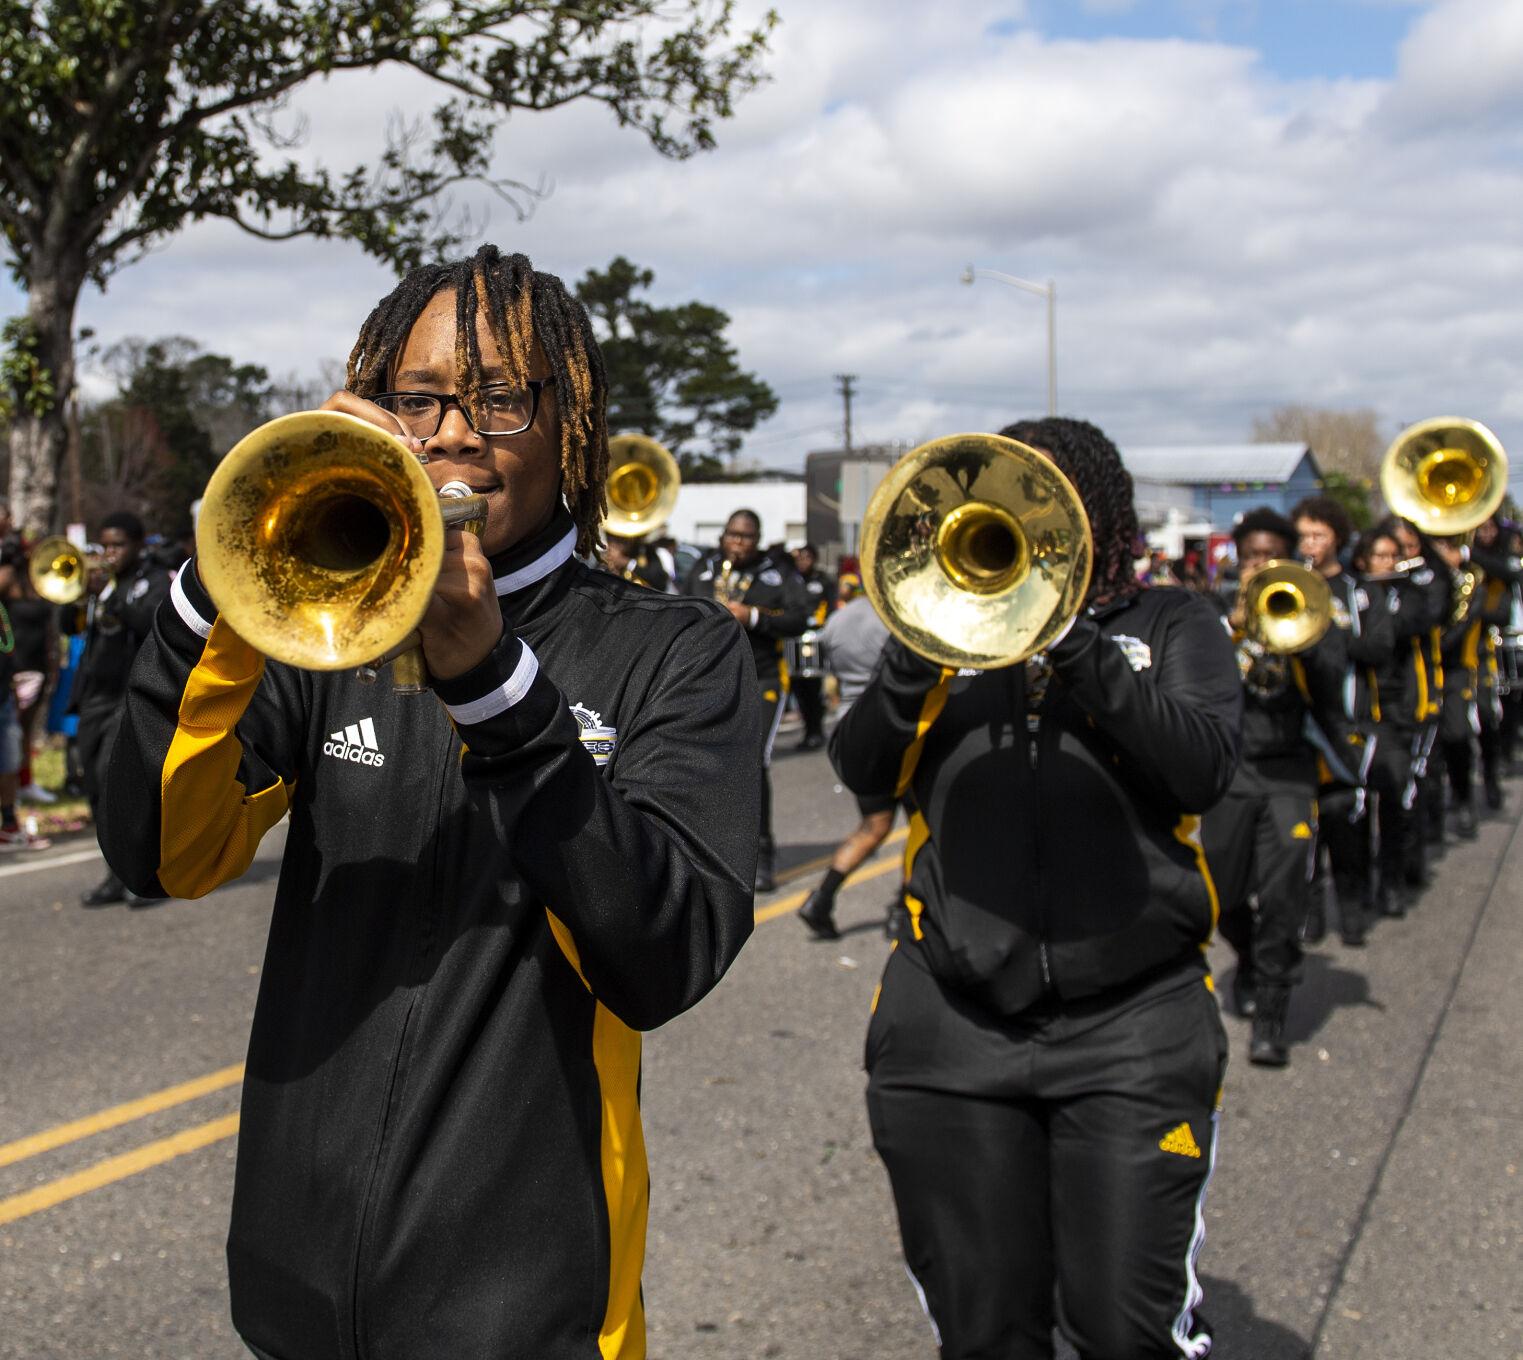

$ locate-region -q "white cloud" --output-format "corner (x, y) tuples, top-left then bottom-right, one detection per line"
(14, 0), (1523, 489)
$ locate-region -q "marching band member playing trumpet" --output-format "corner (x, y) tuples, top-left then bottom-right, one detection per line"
(99, 246), (758, 1360)
(1201, 509), (1347, 1067)
(835, 417), (1241, 1360)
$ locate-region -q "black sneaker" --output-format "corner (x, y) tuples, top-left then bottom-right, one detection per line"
(797, 890), (841, 940)
(80, 873), (125, 908)
(1484, 778), (1504, 811)
(1248, 986), (1291, 1067)
(1377, 884), (1406, 919)
(1455, 801), (1479, 840)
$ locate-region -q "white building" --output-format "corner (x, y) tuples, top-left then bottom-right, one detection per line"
(665, 482), (808, 550)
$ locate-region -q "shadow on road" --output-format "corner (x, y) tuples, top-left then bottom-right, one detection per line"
(1287, 952), (1383, 1044)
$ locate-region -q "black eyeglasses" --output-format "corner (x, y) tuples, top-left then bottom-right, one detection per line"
(373, 380), (549, 438)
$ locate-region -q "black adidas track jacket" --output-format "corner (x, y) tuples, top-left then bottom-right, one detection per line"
(831, 587), (1242, 1016)
(101, 507), (758, 1360)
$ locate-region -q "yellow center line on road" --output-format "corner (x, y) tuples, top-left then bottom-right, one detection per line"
(0, 1063), (245, 1170)
(755, 852), (904, 926)
(0, 1113), (240, 1228)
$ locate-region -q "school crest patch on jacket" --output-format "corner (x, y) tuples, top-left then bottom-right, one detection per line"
(569, 703), (618, 767)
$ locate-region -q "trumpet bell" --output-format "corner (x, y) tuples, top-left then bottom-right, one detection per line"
(860, 433), (1092, 670)
(28, 535), (90, 604)
(196, 411), (444, 670)
(1380, 417), (1507, 536)
(1243, 560), (1333, 655)
(604, 434), (679, 539)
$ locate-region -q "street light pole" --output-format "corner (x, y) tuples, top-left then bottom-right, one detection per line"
(960, 265), (1057, 417)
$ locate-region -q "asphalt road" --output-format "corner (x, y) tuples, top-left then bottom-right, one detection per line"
(2, 730), (1520, 1359)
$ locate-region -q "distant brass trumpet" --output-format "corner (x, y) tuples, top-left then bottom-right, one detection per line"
(1241, 560), (1333, 655)
(604, 433), (679, 540)
(195, 411), (487, 693)
(1380, 417), (1507, 537)
(859, 433), (1092, 670)
(28, 535), (101, 604)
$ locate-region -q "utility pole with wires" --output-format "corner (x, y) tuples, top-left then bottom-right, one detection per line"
(835, 373), (857, 455)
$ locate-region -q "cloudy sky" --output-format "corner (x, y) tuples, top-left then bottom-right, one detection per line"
(7, 0), (1521, 477)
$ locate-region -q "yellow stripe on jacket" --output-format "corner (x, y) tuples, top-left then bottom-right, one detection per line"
(546, 911), (649, 1360)
(158, 620), (291, 899)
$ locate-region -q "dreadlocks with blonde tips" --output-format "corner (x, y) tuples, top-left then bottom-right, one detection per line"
(346, 245), (610, 556)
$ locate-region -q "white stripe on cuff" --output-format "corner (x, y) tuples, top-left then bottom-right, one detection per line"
(170, 568), (214, 639)
(444, 643), (540, 725)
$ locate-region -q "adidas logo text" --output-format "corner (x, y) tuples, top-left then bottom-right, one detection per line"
(324, 717), (386, 768)
(1159, 1121), (1202, 1159)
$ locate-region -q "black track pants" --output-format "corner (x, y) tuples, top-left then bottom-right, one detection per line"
(1319, 782), (1370, 908)
(866, 950), (1226, 1360)
(1200, 773), (1316, 987)
(793, 674), (825, 740)
(77, 703), (123, 829)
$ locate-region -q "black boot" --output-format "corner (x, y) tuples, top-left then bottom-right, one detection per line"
(1454, 800), (1478, 840)
(1336, 878), (1367, 947)
(1231, 964), (1258, 1018)
(754, 839), (775, 894)
(1376, 881), (1406, 919)
(1484, 776), (1504, 811)
(1249, 985), (1291, 1067)
(797, 889), (840, 940)
(80, 872), (125, 908)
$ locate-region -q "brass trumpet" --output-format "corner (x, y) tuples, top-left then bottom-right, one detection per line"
(604, 434), (679, 540)
(28, 536), (102, 605)
(195, 411), (486, 693)
(1239, 560), (1333, 655)
(1380, 417), (1507, 537)
(859, 433), (1092, 669)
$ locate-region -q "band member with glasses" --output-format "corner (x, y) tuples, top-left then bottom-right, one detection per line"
(834, 417), (1240, 1360)
(683, 509), (809, 892)
(101, 246), (758, 1360)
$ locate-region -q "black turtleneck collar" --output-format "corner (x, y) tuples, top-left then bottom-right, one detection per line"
(486, 505), (578, 601)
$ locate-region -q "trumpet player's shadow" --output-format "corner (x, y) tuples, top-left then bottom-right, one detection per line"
(1223, 952), (1382, 1046)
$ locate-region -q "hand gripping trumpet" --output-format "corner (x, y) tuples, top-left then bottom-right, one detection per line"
(195, 410), (487, 693)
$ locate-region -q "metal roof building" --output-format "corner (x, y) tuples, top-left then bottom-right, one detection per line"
(1121, 442), (1323, 529)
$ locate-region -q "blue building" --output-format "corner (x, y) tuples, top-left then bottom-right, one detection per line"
(1120, 442), (1324, 530)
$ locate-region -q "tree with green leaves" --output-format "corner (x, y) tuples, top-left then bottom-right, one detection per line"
(0, 1), (775, 530)
(74, 335), (277, 530)
(576, 255), (777, 481)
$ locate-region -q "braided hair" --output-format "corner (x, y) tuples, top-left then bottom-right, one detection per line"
(346, 245), (610, 556)
(998, 417), (1142, 606)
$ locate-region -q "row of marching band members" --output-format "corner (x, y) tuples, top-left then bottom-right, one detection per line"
(1200, 494), (1522, 1068)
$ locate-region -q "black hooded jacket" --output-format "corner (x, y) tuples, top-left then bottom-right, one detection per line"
(101, 506), (758, 1360)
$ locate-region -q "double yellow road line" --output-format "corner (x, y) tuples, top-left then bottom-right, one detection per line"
(0, 829), (908, 1229)
(0, 1065), (244, 1228)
